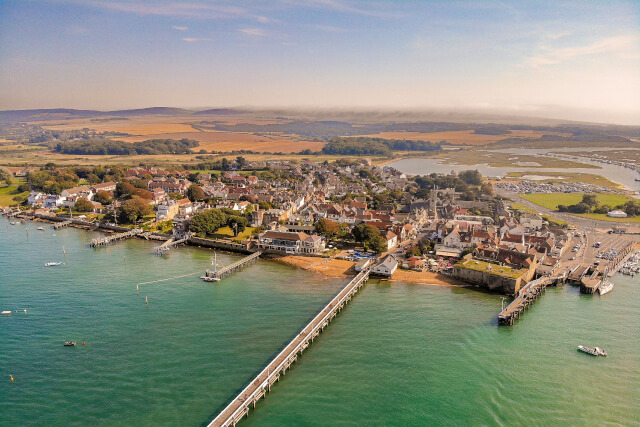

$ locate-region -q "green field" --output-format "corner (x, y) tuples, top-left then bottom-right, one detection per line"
(0, 185), (28, 207)
(520, 193), (640, 223)
(521, 193), (634, 210)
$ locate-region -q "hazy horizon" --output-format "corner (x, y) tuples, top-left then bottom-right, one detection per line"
(1, 0), (639, 125)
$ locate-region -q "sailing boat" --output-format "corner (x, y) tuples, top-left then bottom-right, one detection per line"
(201, 252), (221, 282)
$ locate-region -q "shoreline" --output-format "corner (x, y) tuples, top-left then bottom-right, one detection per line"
(5, 212), (461, 287)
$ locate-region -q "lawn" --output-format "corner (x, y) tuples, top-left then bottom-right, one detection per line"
(510, 202), (570, 226)
(0, 184), (29, 207)
(520, 192), (640, 223)
(210, 226), (256, 241)
(520, 193), (635, 210)
(455, 259), (527, 279)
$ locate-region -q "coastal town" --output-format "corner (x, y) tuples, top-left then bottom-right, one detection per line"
(3, 158), (638, 304)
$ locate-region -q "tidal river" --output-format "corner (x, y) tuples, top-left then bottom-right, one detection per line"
(1, 218), (638, 425)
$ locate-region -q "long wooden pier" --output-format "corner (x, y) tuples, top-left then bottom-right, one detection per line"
(498, 275), (560, 326)
(90, 228), (143, 247)
(207, 267), (370, 427)
(203, 251), (262, 280)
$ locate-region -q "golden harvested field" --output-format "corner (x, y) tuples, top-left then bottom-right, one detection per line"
(118, 131), (325, 153)
(357, 130), (571, 145)
(39, 118), (197, 135)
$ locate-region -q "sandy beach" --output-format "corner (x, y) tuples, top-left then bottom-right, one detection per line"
(272, 255), (460, 287)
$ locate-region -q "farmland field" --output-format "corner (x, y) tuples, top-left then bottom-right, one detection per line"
(520, 192), (640, 223)
(356, 130), (571, 145)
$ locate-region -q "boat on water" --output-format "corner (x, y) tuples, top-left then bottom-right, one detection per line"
(201, 252), (221, 282)
(578, 345), (607, 356)
(37, 227), (44, 230)
(598, 280), (614, 295)
(9, 221), (17, 225)
(1, 310), (11, 315)
(44, 261), (63, 267)
(63, 341), (76, 346)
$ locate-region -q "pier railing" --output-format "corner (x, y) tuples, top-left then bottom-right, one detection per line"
(208, 268), (370, 427)
(90, 228), (143, 247)
(204, 251), (262, 280)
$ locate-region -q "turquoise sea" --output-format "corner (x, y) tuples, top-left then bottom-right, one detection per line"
(1, 217), (638, 426)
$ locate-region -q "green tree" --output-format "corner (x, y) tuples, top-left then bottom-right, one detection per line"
(94, 190), (112, 205)
(118, 198), (151, 224)
(186, 184), (206, 202)
(581, 194), (598, 208)
(369, 235), (387, 253)
(189, 209), (227, 236)
(74, 197), (94, 212)
(315, 218), (339, 239)
(115, 182), (136, 199)
(236, 156), (247, 169)
(221, 158), (230, 171)
(227, 215), (248, 236)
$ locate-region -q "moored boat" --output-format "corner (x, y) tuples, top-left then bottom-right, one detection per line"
(598, 280), (614, 295)
(37, 227), (44, 230)
(578, 345), (607, 356)
(63, 341), (76, 346)
(44, 261), (63, 267)
(1, 310), (11, 315)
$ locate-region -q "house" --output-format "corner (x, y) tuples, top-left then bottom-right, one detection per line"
(156, 199), (180, 221)
(371, 255), (398, 277)
(384, 231), (398, 249)
(44, 194), (66, 208)
(61, 186), (93, 201)
(90, 182), (117, 193)
(27, 191), (45, 206)
(258, 231), (325, 254)
(520, 213), (543, 230)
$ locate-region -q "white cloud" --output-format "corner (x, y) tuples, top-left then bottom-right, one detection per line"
(256, 16), (270, 23)
(172, 25), (188, 31)
(82, 1), (246, 19)
(238, 28), (267, 37)
(526, 35), (639, 68)
(182, 37), (209, 42)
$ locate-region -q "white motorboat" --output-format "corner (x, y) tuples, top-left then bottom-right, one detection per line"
(578, 345), (607, 356)
(598, 280), (614, 295)
(44, 261), (63, 267)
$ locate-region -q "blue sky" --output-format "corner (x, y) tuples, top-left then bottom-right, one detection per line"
(1, 0), (639, 124)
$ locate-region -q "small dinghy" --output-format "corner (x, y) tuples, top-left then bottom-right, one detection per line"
(64, 341), (76, 346)
(578, 345), (607, 356)
(45, 262), (63, 267)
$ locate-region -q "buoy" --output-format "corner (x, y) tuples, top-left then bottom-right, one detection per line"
(83, 342), (86, 345)
(10, 375), (14, 383)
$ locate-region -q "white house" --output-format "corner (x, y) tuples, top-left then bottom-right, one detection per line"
(384, 231), (398, 250)
(27, 191), (45, 206)
(371, 255), (398, 277)
(43, 194), (66, 208)
(520, 213), (543, 230)
(61, 186), (93, 201)
(258, 231), (325, 254)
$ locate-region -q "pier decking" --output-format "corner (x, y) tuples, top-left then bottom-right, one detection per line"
(90, 228), (143, 247)
(498, 275), (560, 326)
(52, 219), (73, 230)
(153, 235), (189, 255)
(207, 267), (370, 427)
(203, 251), (262, 280)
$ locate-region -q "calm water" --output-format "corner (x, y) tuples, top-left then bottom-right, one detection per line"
(390, 155), (640, 190)
(2, 218), (639, 425)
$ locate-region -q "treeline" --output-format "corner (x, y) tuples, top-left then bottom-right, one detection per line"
(55, 138), (199, 155)
(188, 208), (250, 237)
(321, 137), (443, 156)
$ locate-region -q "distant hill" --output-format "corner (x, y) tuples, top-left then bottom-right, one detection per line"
(193, 108), (248, 116)
(0, 107), (194, 122)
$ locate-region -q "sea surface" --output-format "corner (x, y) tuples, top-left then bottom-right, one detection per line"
(1, 218), (639, 426)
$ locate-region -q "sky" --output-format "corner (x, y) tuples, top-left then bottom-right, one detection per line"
(1, 0), (639, 124)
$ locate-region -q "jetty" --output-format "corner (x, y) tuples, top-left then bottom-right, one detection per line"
(498, 275), (562, 326)
(90, 228), (143, 247)
(203, 251), (262, 281)
(153, 235), (190, 255)
(53, 219), (73, 229)
(207, 268), (370, 427)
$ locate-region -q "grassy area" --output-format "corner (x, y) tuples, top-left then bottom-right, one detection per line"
(455, 259), (527, 278)
(520, 193), (635, 210)
(520, 192), (640, 223)
(0, 184), (28, 207)
(210, 226), (256, 241)
(506, 172), (622, 189)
